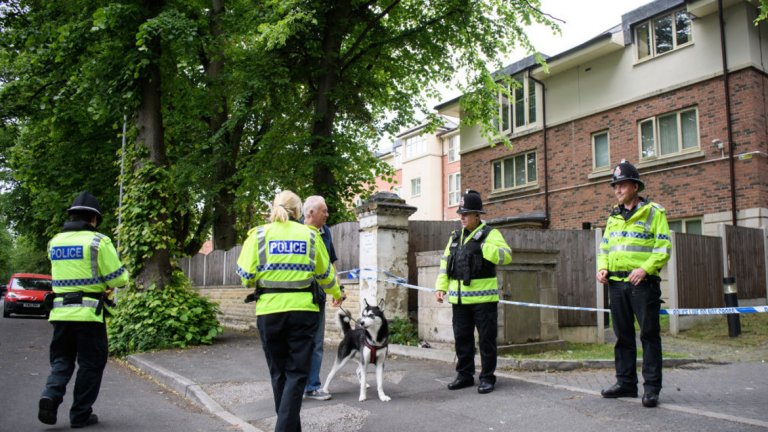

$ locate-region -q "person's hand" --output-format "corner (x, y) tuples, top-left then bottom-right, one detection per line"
(435, 290), (445, 303)
(596, 269), (608, 284)
(628, 268), (647, 285)
(331, 297), (343, 308)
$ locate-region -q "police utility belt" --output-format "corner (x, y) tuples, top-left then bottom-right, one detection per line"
(244, 281), (322, 305)
(45, 291), (115, 315)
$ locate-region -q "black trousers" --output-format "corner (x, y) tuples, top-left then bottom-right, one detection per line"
(42, 321), (108, 425)
(452, 302), (498, 384)
(608, 279), (663, 393)
(257, 311), (319, 432)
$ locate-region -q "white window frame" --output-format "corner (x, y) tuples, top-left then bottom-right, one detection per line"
(404, 134), (426, 159)
(448, 173), (461, 206)
(393, 149), (402, 169)
(592, 130), (611, 171)
(668, 218), (702, 234)
(638, 107), (699, 161)
(410, 178), (421, 197)
(447, 135), (460, 163)
(492, 150), (537, 191)
(495, 74), (538, 135)
(635, 8), (693, 62)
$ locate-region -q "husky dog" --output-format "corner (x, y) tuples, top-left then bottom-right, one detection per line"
(322, 299), (391, 402)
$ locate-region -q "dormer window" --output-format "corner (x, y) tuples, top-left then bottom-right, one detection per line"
(635, 8), (692, 61)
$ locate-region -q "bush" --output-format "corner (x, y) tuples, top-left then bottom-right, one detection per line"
(108, 271), (223, 357)
(388, 317), (419, 346)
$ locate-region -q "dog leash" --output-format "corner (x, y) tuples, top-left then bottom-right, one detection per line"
(339, 307), (360, 326)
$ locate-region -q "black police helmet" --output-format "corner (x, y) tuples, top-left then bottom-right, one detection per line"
(457, 189), (485, 214)
(68, 191), (103, 224)
(610, 160), (645, 192)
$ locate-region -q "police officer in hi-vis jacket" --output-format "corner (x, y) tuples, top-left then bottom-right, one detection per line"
(597, 160), (671, 408)
(236, 190), (342, 432)
(435, 189), (512, 395)
(39, 191), (129, 428)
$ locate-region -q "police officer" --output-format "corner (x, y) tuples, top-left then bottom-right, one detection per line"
(39, 191), (129, 428)
(597, 160), (671, 408)
(434, 189), (512, 394)
(236, 190), (343, 432)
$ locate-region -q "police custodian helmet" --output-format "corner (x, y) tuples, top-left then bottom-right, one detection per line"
(610, 160), (645, 192)
(457, 189), (486, 214)
(68, 191), (103, 224)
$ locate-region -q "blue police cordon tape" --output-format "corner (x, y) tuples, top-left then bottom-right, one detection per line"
(338, 268), (768, 316)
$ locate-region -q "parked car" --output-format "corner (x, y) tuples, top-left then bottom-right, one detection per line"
(3, 273), (53, 318)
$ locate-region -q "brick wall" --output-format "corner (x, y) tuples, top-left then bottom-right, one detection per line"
(462, 68), (768, 229)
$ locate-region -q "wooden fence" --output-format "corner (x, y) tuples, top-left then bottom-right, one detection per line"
(180, 223), (767, 331)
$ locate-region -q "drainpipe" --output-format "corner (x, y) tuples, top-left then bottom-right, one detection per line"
(718, 0), (738, 226)
(529, 75), (550, 228)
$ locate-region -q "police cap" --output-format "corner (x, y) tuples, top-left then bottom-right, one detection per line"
(457, 189), (485, 214)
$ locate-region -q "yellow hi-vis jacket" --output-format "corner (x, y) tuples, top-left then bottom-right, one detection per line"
(236, 221), (341, 316)
(48, 227), (129, 323)
(435, 222), (512, 304)
(597, 200), (672, 281)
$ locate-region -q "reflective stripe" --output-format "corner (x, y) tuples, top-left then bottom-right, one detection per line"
(644, 206), (656, 233)
(102, 266), (126, 282)
(610, 231), (654, 240)
(257, 279), (313, 289)
(90, 234), (104, 281)
(308, 231), (317, 263)
(318, 263), (332, 280)
(236, 266), (255, 280)
(652, 247), (670, 254)
(257, 226), (267, 266)
(609, 245), (653, 253)
(52, 278), (105, 287)
(52, 298), (100, 309)
(448, 289), (499, 297)
(256, 263), (314, 272)
(498, 247), (510, 263)
(439, 268), (447, 275)
(319, 279), (336, 290)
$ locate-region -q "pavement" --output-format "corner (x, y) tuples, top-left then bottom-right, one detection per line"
(126, 328), (768, 432)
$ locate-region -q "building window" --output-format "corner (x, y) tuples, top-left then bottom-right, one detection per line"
(592, 131), (610, 170)
(448, 173), (461, 205)
(447, 135), (460, 163)
(668, 218), (702, 235)
(393, 149), (402, 169)
(635, 8), (692, 61)
(495, 74), (537, 135)
(639, 107), (699, 160)
(404, 134), (426, 159)
(492, 151), (537, 191)
(410, 178), (421, 197)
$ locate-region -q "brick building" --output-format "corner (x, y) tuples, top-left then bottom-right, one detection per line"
(436, 0), (768, 235)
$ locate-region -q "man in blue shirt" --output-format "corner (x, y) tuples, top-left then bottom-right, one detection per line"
(302, 195), (342, 400)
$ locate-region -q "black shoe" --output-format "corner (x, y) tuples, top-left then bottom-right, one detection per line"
(38, 397), (59, 425)
(71, 414), (99, 429)
(447, 376), (474, 390)
(601, 383), (638, 398)
(642, 392), (659, 408)
(477, 382), (495, 394)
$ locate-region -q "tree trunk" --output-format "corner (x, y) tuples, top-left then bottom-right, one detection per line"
(309, 3), (348, 214)
(207, 0), (239, 250)
(134, 0), (172, 290)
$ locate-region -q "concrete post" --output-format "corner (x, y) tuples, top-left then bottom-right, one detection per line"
(667, 231), (680, 335)
(594, 228), (605, 344)
(355, 192), (417, 320)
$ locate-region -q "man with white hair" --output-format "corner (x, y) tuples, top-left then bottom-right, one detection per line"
(302, 195), (342, 401)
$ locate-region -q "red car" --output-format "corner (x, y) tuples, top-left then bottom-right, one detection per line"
(3, 273), (53, 318)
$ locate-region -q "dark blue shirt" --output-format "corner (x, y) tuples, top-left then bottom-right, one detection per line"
(319, 224), (337, 264)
